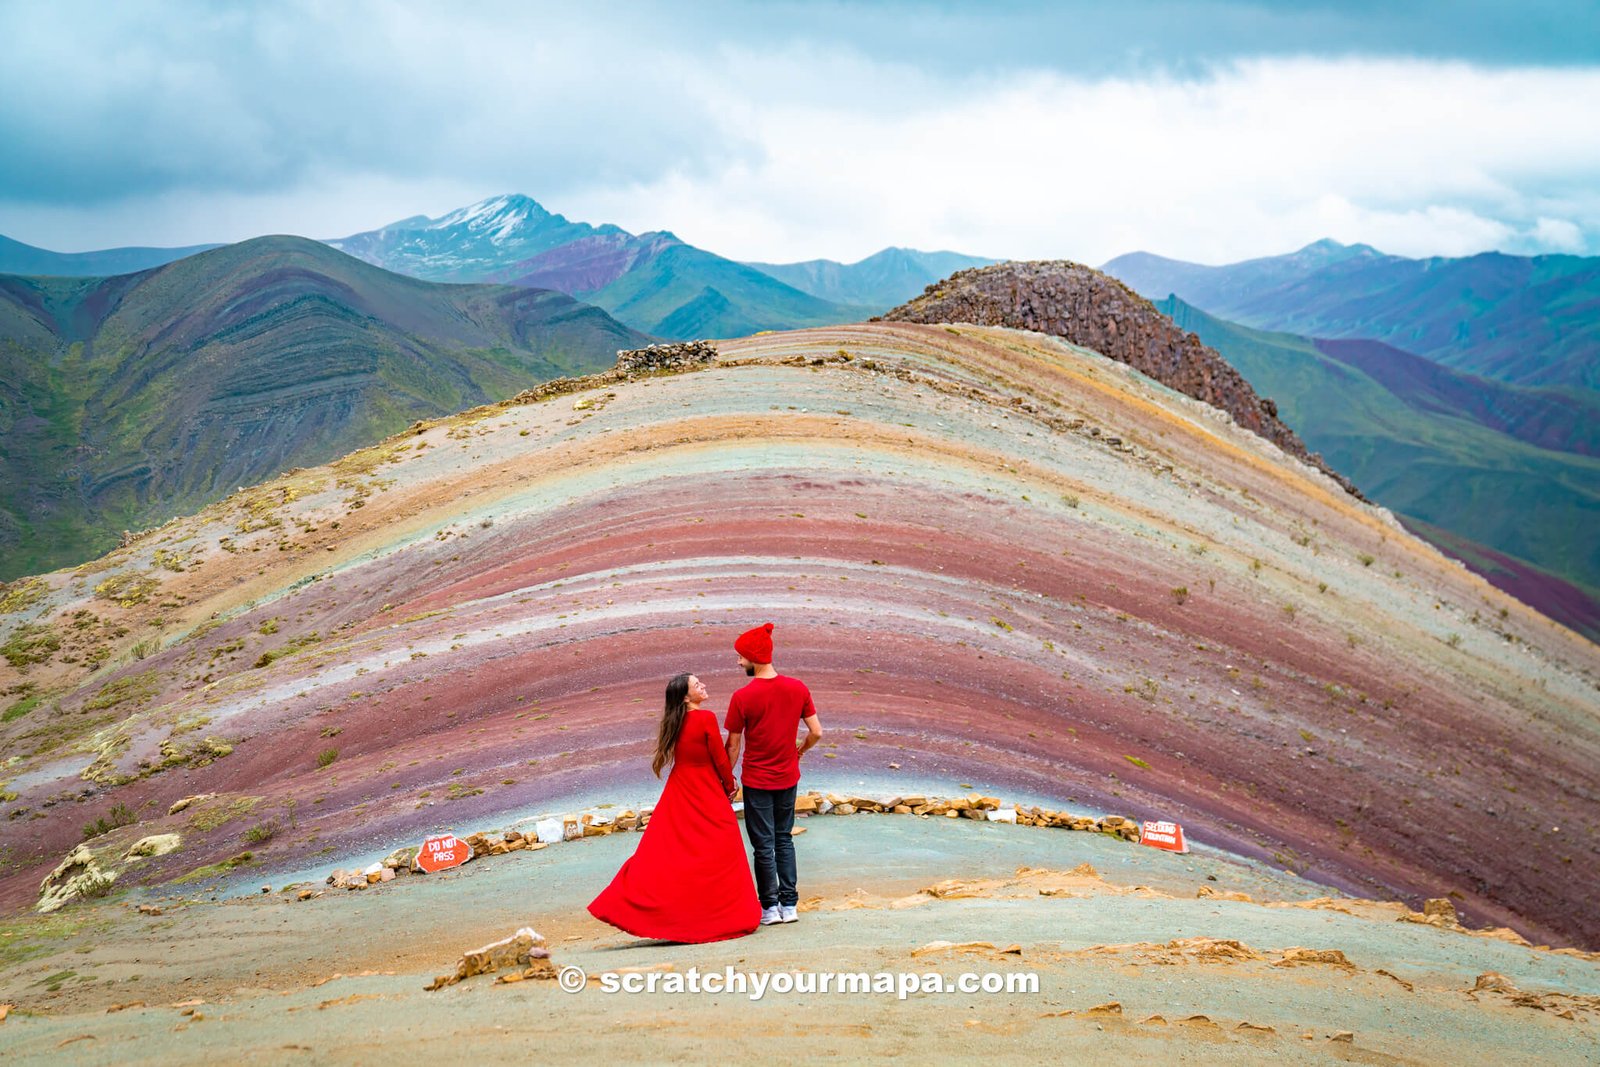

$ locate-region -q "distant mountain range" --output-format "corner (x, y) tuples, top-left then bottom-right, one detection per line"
(0, 233), (220, 277)
(744, 247), (996, 307)
(1105, 240), (1600, 390)
(0, 236), (646, 580)
(1157, 296), (1600, 637)
(327, 194), (888, 338)
(3, 197), (989, 342)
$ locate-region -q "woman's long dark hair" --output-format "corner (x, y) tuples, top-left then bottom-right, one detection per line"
(652, 673), (692, 778)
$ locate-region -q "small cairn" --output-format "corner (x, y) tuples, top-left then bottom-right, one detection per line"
(615, 340), (718, 375)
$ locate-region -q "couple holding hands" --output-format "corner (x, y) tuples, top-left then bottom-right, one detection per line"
(588, 623), (824, 942)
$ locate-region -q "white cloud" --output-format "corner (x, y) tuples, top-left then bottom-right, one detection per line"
(1529, 216), (1585, 252)
(587, 55), (1600, 264)
(1, 8), (1597, 266)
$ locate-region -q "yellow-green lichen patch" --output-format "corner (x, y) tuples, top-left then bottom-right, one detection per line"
(230, 477), (325, 534)
(173, 851), (255, 884)
(158, 734), (234, 770)
(187, 795), (262, 832)
(331, 439), (414, 479)
(0, 576), (49, 614)
(94, 573), (160, 607)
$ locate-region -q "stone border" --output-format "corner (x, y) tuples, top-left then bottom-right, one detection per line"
(317, 792), (1140, 892)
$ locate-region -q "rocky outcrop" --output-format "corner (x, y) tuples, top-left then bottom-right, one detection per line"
(37, 844), (115, 913)
(882, 262), (1362, 498)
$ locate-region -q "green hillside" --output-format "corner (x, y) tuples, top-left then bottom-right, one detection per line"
(1157, 298), (1600, 635)
(1112, 242), (1600, 390)
(580, 242), (875, 338)
(0, 237), (647, 580)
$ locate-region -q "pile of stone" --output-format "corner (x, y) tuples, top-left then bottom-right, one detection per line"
(319, 810), (655, 892)
(793, 791), (1141, 839)
(324, 862), (398, 890)
(614, 340), (718, 375)
(492, 343), (718, 414)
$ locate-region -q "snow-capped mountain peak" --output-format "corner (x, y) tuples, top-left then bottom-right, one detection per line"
(428, 194), (552, 244)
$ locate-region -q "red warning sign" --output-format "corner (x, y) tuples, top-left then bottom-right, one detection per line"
(1139, 820), (1189, 853)
(416, 832), (472, 873)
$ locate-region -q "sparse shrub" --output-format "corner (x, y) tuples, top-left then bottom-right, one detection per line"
(1062, 494), (1080, 509)
(83, 670), (159, 711)
(2, 623), (60, 668)
(1124, 755), (1151, 769)
(242, 821), (278, 845)
(254, 631), (321, 669)
(82, 801), (137, 841)
(316, 748), (339, 769)
(3, 689), (46, 723)
(129, 637), (159, 660)
(1358, 553), (1375, 567)
(1171, 586), (1189, 605)
(1282, 603), (1298, 621)
(77, 869), (117, 899)
(1445, 633), (1462, 648)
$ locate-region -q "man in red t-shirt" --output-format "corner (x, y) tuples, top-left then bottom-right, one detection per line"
(725, 622), (822, 925)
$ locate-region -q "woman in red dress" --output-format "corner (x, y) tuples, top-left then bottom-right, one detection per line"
(588, 673), (762, 943)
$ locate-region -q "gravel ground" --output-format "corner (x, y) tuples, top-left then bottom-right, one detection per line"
(3, 816), (1595, 1065)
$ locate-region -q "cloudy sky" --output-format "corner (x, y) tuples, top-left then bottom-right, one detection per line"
(3, 0), (1598, 265)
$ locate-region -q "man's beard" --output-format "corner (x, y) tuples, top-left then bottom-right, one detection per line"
(744, 665), (756, 677)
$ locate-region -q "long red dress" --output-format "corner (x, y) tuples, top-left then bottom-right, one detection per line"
(587, 707), (762, 943)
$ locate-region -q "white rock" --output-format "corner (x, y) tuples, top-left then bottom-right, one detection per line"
(535, 818), (564, 844)
(124, 834), (181, 859)
(988, 808), (1019, 823)
(362, 862), (384, 877)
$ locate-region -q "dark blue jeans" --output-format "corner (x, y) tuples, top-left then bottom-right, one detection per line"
(742, 784), (797, 908)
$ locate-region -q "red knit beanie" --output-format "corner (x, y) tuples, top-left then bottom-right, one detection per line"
(734, 622), (775, 664)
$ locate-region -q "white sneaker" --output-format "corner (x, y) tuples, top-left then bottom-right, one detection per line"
(760, 905), (783, 926)
(779, 905), (798, 923)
